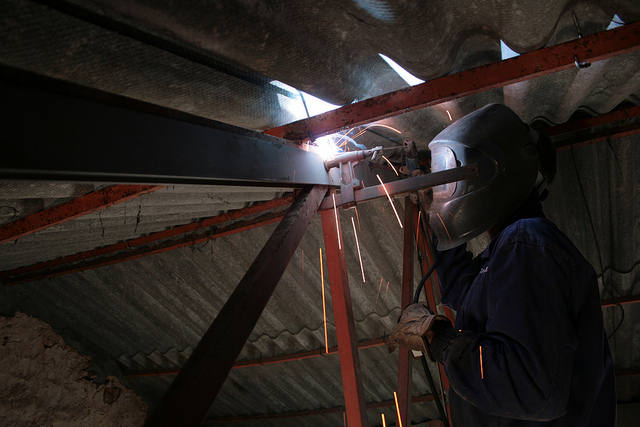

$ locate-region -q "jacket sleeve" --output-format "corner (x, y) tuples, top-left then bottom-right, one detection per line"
(431, 235), (578, 421)
(433, 238), (476, 310)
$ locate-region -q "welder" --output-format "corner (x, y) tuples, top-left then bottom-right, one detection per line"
(389, 104), (616, 426)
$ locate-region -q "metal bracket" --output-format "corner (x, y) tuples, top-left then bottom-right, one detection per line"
(324, 147), (382, 208)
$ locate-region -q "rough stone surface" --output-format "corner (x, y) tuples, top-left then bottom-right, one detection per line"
(0, 312), (148, 426)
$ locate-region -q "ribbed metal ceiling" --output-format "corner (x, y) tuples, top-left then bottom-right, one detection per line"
(1, 0), (640, 425)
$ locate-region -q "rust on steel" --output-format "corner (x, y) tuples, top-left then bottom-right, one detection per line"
(321, 193), (369, 426)
(0, 185), (163, 245)
(265, 22), (640, 142)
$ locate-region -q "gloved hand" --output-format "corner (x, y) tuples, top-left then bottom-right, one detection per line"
(388, 303), (452, 361)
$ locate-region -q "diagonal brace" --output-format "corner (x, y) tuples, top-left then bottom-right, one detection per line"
(144, 184), (328, 427)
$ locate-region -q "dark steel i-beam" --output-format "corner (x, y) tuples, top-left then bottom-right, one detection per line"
(0, 66), (330, 186)
(265, 22), (640, 141)
(144, 185), (327, 427)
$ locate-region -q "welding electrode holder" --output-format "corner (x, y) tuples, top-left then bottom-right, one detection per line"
(324, 147), (382, 208)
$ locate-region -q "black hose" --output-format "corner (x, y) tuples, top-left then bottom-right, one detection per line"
(412, 209), (449, 424)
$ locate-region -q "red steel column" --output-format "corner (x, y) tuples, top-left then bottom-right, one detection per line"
(321, 195), (368, 426)
(397, 198), (415, 426)
(144, 185), (327, 427)
(417, 220), (453, 426)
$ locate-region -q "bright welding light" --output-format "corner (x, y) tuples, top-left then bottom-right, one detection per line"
(313, 135), (342, 161)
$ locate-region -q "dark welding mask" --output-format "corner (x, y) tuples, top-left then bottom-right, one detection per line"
(428, 104), (539, 250)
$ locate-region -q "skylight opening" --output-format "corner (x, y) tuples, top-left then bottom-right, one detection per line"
(270, 80), (340, 119)
(500, 40), (519, 60)
(378, 53), (424, 86)
(607, 14), (624, 30)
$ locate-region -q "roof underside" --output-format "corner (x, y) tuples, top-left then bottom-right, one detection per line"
(1, 0), (640, 425)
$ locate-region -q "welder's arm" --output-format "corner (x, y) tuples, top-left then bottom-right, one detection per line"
(429, 239), (577, 421)
(432, 233), (476, 309)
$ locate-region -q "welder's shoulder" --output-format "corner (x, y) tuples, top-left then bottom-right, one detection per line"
(501, 217), (578, 261)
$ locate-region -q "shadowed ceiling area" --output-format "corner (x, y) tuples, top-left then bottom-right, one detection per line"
(1, 0), (640, 425)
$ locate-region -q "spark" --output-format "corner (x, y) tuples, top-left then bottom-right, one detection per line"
(381, 155), (399, 176)
(377, 174), (403, 228)
(480, 345), (484, 380)
(436, 212), (453, 247)
(446, 109), (453, 121)
(416, 210), (421, 250)
(394, 391), (403, 427)
(332, 193), (342, 249)
(343, 412), (346, 426)
(381, 413), (387, 427)
(375, 278), (384, 309)
(384, 281), (390, 302)
(355, 206), (361, 231)
(301, 249), (304, 288)
(320, 248), (329, 354)
(352, 217), (366, 283)
(366, 123), (402, 134)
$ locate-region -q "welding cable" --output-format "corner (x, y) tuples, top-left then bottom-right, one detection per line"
(413, 211), (438, 304)
(410, 208), (449, 424)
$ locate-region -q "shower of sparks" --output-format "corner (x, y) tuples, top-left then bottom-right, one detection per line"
(352, 217), (366, 283)
(436, 212), (453, 247)
(355, 206), (361, 231)
(377, 174), (403, 229)
(381, 155), (399, 176)
(320, 248), (329, 354)
(394, 392), (403, 427)
(446, 109), (453, 121)
(381, 413), (387, 427)
(375, 277), (384, 309)
(480, 345), (484, 380)
(332, 193), (342, 249)
(345, 123), (402, 142)
(384, 281), (390, 302)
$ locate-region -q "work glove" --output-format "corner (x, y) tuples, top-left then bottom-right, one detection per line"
(388, 303), (452, 361)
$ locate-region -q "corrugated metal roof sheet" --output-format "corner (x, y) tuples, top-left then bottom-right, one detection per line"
(1, 0), (640, 425)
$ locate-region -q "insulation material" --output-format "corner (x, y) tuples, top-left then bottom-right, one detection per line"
(0, 312), (148, 426)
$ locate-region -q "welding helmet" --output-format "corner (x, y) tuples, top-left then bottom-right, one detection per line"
(428, 104), (538, 250)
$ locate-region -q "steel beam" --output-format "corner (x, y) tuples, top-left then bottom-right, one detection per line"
(397, 198), (415, 426)
(319, 165), (478, 210)
(602, 295), (640, 308)
(416, 219), (453, 424)
(0, 185), (162, 244)
(124, 337), (388, 378)
(1, 195), (294, 285)
(144, 185), (327, 427)
(544, 105), (640, 137)
(0, 65), (331, 186)
(205, 394), (441, 423)
(321, 196), (368, 426)
(265, 22), (640, 142)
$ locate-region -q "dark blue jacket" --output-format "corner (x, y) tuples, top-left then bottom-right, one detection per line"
(430, 193), (616, 426)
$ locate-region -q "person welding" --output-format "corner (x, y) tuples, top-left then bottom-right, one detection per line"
(389, 104), (616, 426)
